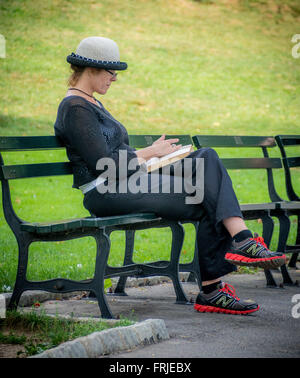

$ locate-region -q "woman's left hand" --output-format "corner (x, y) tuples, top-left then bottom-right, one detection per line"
(152, 134), (179, 146)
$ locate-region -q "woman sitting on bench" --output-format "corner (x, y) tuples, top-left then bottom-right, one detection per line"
(54, 36), (286, 315)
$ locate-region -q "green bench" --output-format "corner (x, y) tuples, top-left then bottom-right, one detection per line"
(0, 135), (194, 319)
(1, 133), (298, 319)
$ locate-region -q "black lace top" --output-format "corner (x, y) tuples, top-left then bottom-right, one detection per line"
(54, 96), (139, 189)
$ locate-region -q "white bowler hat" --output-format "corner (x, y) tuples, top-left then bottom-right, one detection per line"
(67, 36), (127, 70)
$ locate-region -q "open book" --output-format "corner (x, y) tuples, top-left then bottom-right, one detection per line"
(146, 144), (194, 173)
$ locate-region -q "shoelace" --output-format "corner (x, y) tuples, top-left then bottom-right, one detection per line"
(219, 283), (240, 301)
(250, 234), (269, 250)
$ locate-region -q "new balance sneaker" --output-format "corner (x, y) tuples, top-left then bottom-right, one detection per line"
(225, 233), (286, 269)
(194, 282), (259, 315)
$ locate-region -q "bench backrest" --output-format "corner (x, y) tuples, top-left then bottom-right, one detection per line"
(275, 135), (300, 201)
(0, 134), (192, 232)
(0, 136), (72, 180)
(192, 135), (283, 202)
(0, 134), (194, 180)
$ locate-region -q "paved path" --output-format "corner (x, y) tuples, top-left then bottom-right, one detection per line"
(30, 270), (300, 358)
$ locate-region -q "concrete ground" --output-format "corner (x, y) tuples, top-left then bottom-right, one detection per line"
(26, 269), (300, 358)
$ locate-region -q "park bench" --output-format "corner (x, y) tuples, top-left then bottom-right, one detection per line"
(192, 135), (297, 287)
(1, 133), (298, 319)
(0, 135), (194, 319)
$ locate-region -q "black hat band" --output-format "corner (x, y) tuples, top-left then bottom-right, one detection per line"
(66, 52), (127, 70)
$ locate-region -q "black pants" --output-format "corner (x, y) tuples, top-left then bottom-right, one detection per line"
(83, 148), (243, 281)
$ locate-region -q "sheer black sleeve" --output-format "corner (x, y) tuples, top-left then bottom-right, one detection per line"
(63, 104), (140, 178)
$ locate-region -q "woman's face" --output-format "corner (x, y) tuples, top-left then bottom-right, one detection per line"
(90, 68), (117, 95)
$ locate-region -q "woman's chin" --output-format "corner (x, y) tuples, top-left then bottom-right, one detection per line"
(96, 89), (108, 95)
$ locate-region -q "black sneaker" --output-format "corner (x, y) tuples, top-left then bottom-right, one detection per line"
(194, 282), (259, 315)
(225, 233), (286, 269)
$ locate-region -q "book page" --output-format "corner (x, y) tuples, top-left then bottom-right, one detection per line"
(158, 145), (193, 162)
(146, 144), (193, 172)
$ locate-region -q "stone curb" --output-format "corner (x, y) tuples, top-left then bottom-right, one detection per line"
(1, 275), (181, 358)
(30, 319), (169, 358)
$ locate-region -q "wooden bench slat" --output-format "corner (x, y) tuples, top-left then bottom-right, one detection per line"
(278, 201), (300, 210)
(192, 135), (276, 148)
(1, 162), (73, 179)
(0, 136), (64, 151)
(20, 213), (160, 233)
(0, 134), (195, 180)
(285, 156), (300, 168)
(221, 157), (282, 170)
(240, 203), (276, 211)
(276, 135), (300, 146)
(0, 157), (281, 180)
(1, 135), (194, 151)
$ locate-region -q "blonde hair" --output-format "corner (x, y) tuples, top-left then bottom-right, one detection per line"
(67, 64), (86, 87)
(67, 65), (103, 87)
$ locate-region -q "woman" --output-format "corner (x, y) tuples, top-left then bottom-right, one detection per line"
(54, 36), (286, 315)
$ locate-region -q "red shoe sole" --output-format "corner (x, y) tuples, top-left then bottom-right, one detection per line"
(225, 252), (286, 269)
(194, 303), (260, 315)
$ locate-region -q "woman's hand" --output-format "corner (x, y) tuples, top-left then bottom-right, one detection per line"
(152, 139), (182, 157)
(135, 134), (182, 163)
(152, 134), (167, 145)
(152, 134), (179, 146)
(151, 135), (182, 157)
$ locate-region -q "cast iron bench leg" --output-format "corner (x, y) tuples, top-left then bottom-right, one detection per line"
(91, 229), (114, 319)
(264, 269), (278, 288)
(180, 222), (202, 291)
(113, 223), (189, 304)
(276, 210), (296, 286)
(168, 222), (189, 304)
(8, 233), (31, 311)
(288, 253), (299, 269)
(113, 230), (135, 296)
(280, 264), (296, 286)
(288, 215), (300, 269)
(260, 212), (279, 288)
(8, 229), (115, 319)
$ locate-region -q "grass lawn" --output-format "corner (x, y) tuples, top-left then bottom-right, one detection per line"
(0, 309), (134, 357)
(0, 0), (299, 291)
